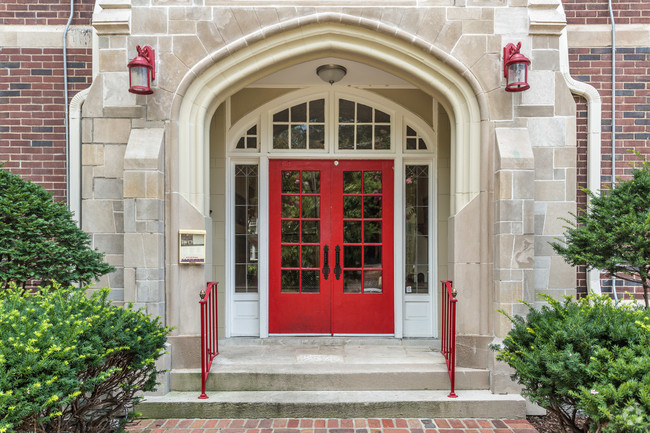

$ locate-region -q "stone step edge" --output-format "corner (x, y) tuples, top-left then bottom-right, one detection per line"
(136, 390), (526, 420)
(170, 366), (485, 374)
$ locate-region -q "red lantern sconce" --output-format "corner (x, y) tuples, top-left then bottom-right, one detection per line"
(128, 45), (155, 95)
(503, 42), (531, 92)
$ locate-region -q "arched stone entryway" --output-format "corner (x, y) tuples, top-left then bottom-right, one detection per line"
(165, 16), (490, 362)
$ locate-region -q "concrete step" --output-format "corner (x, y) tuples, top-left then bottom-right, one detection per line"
(170, 365), (490, 391)
(136, 390), (526, 419)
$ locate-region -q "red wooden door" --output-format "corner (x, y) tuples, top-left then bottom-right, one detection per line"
(269, 160), (394, 334)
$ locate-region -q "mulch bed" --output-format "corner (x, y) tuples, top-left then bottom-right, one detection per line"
(527, 411), (588, 433)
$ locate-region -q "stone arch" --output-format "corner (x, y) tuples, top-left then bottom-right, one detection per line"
(171, 16), (485, 217)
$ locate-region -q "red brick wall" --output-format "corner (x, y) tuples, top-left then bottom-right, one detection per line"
(569, 46), (650, 299)
(0, 0), (95, 26)
(562, 0), (650, 25)
(0, 48), (92, 202)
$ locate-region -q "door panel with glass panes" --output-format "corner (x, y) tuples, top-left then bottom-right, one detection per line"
(269, 159), (394, 334)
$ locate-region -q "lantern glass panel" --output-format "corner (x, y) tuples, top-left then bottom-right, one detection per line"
(130, 65), (149, 88)
(508, 62), (526, 84)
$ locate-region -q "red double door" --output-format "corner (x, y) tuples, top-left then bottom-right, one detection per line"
(269, 160), (394, 334)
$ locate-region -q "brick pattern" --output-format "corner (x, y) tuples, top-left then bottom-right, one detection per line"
(0, 0), (94, 26)
(570, 47), (650, 298)
(562, 0), (650, 25)
(0, 47), (92, 202)
(125, 418), (538, 433)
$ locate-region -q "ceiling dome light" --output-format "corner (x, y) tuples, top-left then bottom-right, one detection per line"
(316, 64), (347, 85)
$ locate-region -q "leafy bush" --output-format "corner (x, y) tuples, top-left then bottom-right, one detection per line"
(493, 294), (650, 433)
(0, 284), (171, 433)
(0, 168), (113, 289)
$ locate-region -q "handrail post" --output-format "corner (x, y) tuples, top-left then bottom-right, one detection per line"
(441, 280), (458, 398)
(198, 282), (219, 399)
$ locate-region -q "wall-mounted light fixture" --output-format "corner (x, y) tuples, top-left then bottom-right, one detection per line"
(316, 64), (347, 85)
(503, 42), (530, 92)
(128, 45), (155, 95)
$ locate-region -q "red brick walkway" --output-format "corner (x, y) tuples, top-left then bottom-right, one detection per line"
(126, 418), (538, 433)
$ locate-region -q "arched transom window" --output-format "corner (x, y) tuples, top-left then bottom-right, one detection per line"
(229, 90), (434, 155)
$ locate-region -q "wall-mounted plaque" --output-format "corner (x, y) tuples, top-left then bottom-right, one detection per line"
(179, 230), (206, 264)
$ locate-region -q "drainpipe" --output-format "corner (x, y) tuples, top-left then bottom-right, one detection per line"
(63, 0), (74, 209)
(559, 29), (602, 296)
(608, 0), (620, 302)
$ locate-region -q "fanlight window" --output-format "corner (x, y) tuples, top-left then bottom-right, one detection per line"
(235, 125), (258, 149)
(338, 99), (391, 151)
(405, 125), (428, 151)
(272, 99), (325, 150)
(236, 125), (259, 150)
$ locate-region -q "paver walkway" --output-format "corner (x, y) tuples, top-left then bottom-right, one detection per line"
(126, 418), (539, 433)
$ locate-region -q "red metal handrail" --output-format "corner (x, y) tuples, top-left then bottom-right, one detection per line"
(441, 280), (458, 398)
(198, 281), (219, 399)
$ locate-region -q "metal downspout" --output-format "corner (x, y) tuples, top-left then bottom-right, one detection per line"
(63, 0), (74, 209)
(559, 29), (602, 296)
(609, 0), (619, 302)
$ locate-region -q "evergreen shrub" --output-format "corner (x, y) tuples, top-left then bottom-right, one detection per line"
(0, 284), (171, 433)
(493, 294), (650, 433)
(0, 168), (113, 289)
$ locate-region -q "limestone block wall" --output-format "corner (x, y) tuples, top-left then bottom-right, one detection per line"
(81, 0), (579, 359)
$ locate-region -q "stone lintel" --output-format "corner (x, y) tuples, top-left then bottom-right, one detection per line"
(495, 128), (535, 170)
(124, 128), (165, 171)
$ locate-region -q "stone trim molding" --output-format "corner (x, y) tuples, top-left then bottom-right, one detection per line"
(567, 24), (650, 48)
(528, 0), (568, 36)
(173, 14), (485, 217)
(93, 0), (131, 35)
(0, 25), (92, 49)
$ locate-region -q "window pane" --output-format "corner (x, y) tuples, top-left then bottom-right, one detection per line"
(375, 125), (390, 150)
(273, 125), (289, 149)
(309, 125), (325, 149)
(234, 165), (258, 293)
(356, 125), (372, 149)
(301, 196), (320, 218)
(282, 195), (299, 218)
(302, 270), (320, 293)
(344, 221), (362, 243)
(309, 99), (325, 122)
(281, 270), (299, 293)
(302, 245), (320, 268)
(339, 125), (354, 149)
(291, 124), (307, 149)
(282, 171), (300, 193)
(302, 220), (320, 243)
(405, 165), (429, 294)
(282, 245), (299, 267)
(274, 109), (289, 122)
(375, 109), (390, 123)
(363, 171), (382, 194)
(291, 102), (307, 123)
(302, 171), (320, 193)
(364, 270), (382, 293)
(344, 270), (362, 293)
(339, 99), (355, 123)
(357, 103), (372, 123)
(343, 171), (362, 193)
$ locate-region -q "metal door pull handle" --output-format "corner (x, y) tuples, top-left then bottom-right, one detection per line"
(322, 245), (330, 280)
(334, 245), (342, 280)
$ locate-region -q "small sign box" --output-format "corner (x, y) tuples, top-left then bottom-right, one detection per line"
(179, 230), (206, 264)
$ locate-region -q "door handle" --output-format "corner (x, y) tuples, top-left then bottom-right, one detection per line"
(322, 245), (330, 280)
(334, 245), (342, 280)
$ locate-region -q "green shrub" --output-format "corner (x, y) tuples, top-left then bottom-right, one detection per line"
(0, 283), (171, 433)
(0, 167), (113, 289)
(493, 294), (650, 433)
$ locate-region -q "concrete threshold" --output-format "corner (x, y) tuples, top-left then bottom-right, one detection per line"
(136, 390), (526, 419)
